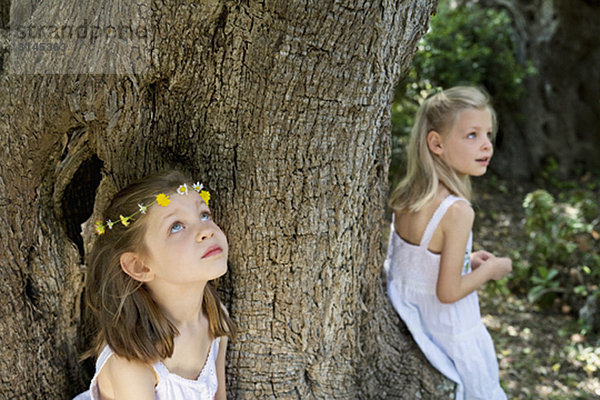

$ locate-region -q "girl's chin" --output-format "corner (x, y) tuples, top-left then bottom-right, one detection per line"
(470, 166), (489, 176)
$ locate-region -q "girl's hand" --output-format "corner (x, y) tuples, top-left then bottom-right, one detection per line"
(470, 250), (493, 270)
(487, 256), (512, 280)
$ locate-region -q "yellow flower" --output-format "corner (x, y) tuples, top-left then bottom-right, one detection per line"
(156, 193), (171, 207)
(199, 190), (210, 207)
(119, 215), (130, 227)
(94, 221), (105, 235)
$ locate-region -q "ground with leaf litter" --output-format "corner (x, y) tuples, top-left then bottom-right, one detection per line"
(473, 178), (600, 399)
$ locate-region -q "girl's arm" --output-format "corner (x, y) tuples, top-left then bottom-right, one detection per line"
(436, 202), (511, 304)
(214, 336), (229, 400)
(97, 354), (156, 400)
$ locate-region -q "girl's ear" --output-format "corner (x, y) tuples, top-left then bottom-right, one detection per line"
(427, 130), (444, 156)
(120, 252), (154, 282)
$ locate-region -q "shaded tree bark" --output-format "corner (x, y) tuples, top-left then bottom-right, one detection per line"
(0, 1), (456, 398)
(482, 0), (600, 179)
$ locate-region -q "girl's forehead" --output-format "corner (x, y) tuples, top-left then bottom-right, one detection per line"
(147, 191), (207, 221)
(449, 107), (491, 129)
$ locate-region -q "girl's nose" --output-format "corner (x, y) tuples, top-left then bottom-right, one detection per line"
(482, 135), (493, 150)
(196, 226), (214, 242)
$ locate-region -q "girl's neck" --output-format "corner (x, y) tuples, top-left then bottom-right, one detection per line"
(149, 282), (207, 327)
(436, 183), (451, 199)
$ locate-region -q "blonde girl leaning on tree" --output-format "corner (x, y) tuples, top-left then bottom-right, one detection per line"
(74, 170), (235, 400)
(384, 86), (512, 400)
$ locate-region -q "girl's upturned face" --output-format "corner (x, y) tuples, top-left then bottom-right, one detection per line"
(141, 190), (228, 287)
(439, 107), (494, 177)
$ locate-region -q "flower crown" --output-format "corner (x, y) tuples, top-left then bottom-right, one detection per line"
(94, 182), (210, 235)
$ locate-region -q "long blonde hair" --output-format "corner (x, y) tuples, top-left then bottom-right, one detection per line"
(389, 86), (497, 212)
(85, 170), (235, 362)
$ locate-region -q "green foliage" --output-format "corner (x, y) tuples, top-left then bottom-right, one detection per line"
(527, 266), (560, 305)
(513, 189), (600, 310)
(390, 0), (536, 187)
(406, 1), (533, 102)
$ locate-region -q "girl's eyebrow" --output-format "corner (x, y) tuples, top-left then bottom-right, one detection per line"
(464, 124), (491, 131)
(159, 209), (181, 226)
(160, 201), (208, 224)
(196, 199), (210, 211)
(162, 211), (177, 220)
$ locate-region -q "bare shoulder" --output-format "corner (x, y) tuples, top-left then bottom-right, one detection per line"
(441, 200), (474, 230)
(214, 335), (229, 400)
(218, 335), (229, 349)
(98, 353), (156, 399)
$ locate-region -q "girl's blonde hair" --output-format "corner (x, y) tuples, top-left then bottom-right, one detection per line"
(85, 170), (235, 362)
(389, 86), (497, 212)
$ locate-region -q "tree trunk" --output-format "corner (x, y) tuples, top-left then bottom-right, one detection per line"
(0, 1), (455, 398)
(484, 0), (600, 179)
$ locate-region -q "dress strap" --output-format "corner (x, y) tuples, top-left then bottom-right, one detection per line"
(94, 345), (161, 387)
(151, 359), (170, 384)
(419, 195), (467, 248)
(94, 346), (114, 376)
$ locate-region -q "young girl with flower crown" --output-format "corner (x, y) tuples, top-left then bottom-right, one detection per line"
(74, 170), (235, 400)
(384, 86), (512, 399)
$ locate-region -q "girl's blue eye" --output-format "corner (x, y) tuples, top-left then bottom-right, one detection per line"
(467, 132), (476, 139)
(201, 212), (211, 222)
(170, 222), (184, 234)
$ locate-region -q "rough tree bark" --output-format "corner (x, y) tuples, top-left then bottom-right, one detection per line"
(0, 1), (456, 399)
(481, 0), (600, 179)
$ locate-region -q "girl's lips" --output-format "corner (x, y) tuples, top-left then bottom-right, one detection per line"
(476, 157), (491, 166)
(202, 244), (222, 258)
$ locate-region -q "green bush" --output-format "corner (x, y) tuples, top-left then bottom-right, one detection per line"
(408, 2), (534, 103)
(513, 189), (600, 311)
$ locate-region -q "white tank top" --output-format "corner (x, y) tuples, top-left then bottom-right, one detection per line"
(74, 337), (220, 400)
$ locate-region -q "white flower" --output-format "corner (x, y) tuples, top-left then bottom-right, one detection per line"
(138, 203), (147, 214)
(177, 184), (188, 195)
(192, 182), (203, 192)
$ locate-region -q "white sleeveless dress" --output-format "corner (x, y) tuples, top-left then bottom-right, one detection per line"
(73, 338), (220, 400)
(384, 195), (506, 400)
